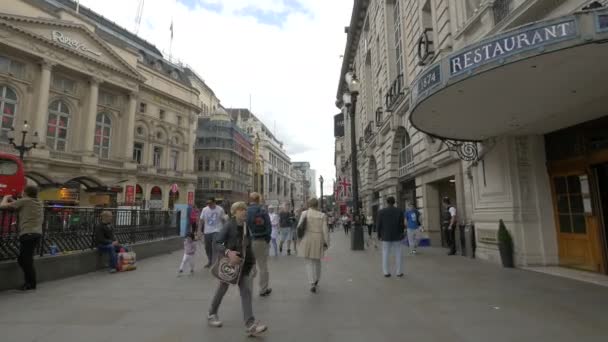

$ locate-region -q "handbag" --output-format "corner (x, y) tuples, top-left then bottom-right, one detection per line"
(211, 224), (246, 285)
(296, 211), (308, 239)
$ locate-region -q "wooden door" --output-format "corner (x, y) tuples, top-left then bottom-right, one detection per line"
(551, 173), (603, 272)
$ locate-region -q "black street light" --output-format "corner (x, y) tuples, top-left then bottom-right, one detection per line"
(319, 175), (324, 211)
(342, 71), (364, 251)
(7, 120), (39, 160)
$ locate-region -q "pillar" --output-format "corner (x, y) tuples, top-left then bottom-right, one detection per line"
(83, 78), (100, 155)
(123, 92), (137, 160)
(33, 60), (54, 146)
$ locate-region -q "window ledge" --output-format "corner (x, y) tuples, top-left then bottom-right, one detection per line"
(454, 4), (493, 40)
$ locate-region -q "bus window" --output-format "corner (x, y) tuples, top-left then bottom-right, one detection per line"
(0, 158), (18, 175)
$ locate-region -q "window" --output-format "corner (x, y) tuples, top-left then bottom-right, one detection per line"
(220, 160), (225, 171)
(554, 176), (587, 234)
(94, 113), (112, 159)
(0, 56), (25, 78)
(0, 158), (18, 175)
(139, 102), (147, 113)
(99, 91), (117, 107)
(393, 0), (404, 76)
(46, 100), (70, 151)
(220, 180), (225, 189)
(177, 116), (182, 126)
(136, 126), (144, 136)
(156, 131), (163, 140)
(170, 70), (179, 80)
(197, 158), (203, 171)
(170, 150), (179, 171)
(153, 146), (163, 168)
(52, 75), (76, 94)
(159, 109), (165, 120)
(133, 142), (144, 164)
(399, 132), (414, 168)
(205, 158), (210, 171)
(0, 85), (18, 139)
(214, 160), (220, 170)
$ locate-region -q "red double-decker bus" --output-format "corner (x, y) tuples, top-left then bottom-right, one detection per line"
(0, 153), (25, 197)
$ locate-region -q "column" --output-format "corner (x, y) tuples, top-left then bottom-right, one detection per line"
(83, 78), (100, 154)
(123, 92), (137, 160)
(33, 60), (54, 147)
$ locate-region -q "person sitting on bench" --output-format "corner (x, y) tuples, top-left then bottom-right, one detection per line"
(95, 211), (123, 273)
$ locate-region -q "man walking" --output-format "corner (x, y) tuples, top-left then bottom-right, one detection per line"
(1, 186), (43, 291)
(443, 197), (458, 256)
(278, 205), (292, 255)
(247, 193), (272, 297)
(405, 202), (422, 255)
(200, 198), (226, 268)
(376, 197), (405, 277)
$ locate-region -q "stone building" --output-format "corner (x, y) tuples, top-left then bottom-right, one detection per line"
(194, 108), (253, 208)
(336, 0), (608, 273)
(228, 108), (294, 208)
(0, 0), (201, 208)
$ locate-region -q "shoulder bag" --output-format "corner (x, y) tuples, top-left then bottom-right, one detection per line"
(211, 224), (246, 285)
(296, 211), (308, 239)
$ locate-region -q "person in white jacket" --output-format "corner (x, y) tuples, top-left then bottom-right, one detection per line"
(297, 198), (330, 293)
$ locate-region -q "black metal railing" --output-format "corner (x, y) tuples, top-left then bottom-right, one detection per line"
(0, 207), (180, 261)
(364, 121), (374, 143)
(385, 73), (405, 110)
(493, 0), (513, 24)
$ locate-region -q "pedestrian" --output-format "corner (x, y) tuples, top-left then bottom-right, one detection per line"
(376, 196), (405, 277)
(297, 198), (329, 293)
(207, 202), (268, 337)
(442, 197), (458, 256)
(190, 206), (200, 234)
(246, 192), (272, 297)
(328, 215), (335, 232)
(405, 202), (422, 255)
(342, 214), (350, 235)
(200, 198), (226, 268)
(178, 232), (196, 276)
(268, 205), (279, 257)
(366, 213), (377, 249)
(290, 210), (298, 255)
(278, 205), (292, 255)
(1, 186), (43, 291)
(94, 211), (125, 273)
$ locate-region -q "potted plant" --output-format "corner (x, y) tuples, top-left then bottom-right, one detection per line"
(497, 219), (514, 268)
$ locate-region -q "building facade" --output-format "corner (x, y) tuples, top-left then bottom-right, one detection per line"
(292, 161), (315, 206)
(194, 108), (253, 208)
(0, 0), (202, 208)
(336, 0), (608, 273)
(229, 108), (294, 208)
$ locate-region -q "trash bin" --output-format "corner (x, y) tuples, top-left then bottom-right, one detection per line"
(464, 223), (476, 258)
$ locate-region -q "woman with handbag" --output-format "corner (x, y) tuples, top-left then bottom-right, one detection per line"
(207, 201), (268, 337)
(296, 198), (330, 293)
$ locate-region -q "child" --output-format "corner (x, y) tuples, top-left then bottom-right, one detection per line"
(178, 232), (196, 275)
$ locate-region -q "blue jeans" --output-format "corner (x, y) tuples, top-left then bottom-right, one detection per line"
(382, 241), (403, 275)
(98, 244), (121, 269)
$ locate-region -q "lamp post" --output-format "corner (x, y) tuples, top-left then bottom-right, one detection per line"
(7, 120), (39, 160)
(319, 175), (324, 212)
(342, 71), (364, 250)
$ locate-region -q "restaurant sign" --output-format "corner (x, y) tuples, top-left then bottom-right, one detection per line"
(450, 19), (577, 76)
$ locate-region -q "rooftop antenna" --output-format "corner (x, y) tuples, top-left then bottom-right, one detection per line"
(134, 0), (144, 34)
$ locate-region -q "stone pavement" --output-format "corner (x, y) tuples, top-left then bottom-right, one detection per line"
(1, 233), (608, 342)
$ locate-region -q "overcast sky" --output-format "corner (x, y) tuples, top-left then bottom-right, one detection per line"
(79, 0), (352, 196)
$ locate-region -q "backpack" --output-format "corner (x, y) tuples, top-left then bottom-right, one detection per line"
(249, 207), (268, 238)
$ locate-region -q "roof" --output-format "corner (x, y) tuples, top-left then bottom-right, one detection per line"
(226, 108), (283, 145)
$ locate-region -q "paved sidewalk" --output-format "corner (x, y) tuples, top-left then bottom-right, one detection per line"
(1, 233), (608, 342)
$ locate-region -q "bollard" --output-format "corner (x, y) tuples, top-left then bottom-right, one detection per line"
(464, 223), (476, 258)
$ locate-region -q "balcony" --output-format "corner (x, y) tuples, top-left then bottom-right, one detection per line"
(493, 0), (513, 24)
(98, 158), (124, 168)
(385, 73), (406, 111)
(49, 151), (81, 162)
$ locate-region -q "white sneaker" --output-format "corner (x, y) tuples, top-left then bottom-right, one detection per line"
(207, 314), (223, 327)
(246, 321), (268, 337)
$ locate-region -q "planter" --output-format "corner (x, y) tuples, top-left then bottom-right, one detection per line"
(497, 219), (514, 268)
(498, 242), (514, 268)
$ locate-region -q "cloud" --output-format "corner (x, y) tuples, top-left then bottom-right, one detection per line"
(80, 0), (351, 194)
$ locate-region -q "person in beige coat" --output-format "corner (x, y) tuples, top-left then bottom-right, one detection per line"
(297, 198), (330, 293)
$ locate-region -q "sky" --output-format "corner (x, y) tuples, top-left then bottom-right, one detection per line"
(79, 0), (352, 196)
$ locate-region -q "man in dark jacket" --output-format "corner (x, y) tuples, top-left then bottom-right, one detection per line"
(207, 201), (267, 337)
(94, 211), (122, 273)
(246, 192), (272, 297)
(376, 197), (405, 277)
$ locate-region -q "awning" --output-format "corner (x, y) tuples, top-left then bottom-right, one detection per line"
(410, 10), (608, 141)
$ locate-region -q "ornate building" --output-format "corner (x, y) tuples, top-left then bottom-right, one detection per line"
(336, 0), (608, 273)
(0, 0), (199, 208)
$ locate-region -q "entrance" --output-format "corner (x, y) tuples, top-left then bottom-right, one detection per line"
(593, 163), (608, 273)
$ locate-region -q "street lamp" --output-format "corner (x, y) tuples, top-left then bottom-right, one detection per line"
(343, 71), (364, 250)
(319, 175), (324, 212)
(7, 120), (39, 160)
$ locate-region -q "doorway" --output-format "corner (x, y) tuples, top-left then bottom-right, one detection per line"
(592, 163), (608, 273)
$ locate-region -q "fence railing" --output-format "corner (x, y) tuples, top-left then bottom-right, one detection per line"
(0, 207), (180, 261)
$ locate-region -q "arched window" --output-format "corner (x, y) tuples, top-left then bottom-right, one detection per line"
(47, 100), (70, 151)
(0, 85), (18, 139)
(94, 113), (112, 159)
(399, 131), (413, 168)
